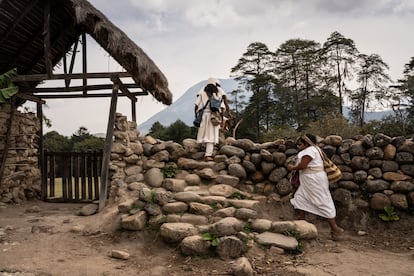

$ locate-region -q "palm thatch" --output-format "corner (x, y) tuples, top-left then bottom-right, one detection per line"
(0, 0), (172, 104)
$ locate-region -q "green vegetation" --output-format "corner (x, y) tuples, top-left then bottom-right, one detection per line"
(284, 230), (304, 255)
(0, 68), (18, 104)
(147, 32), (414, 142)
(161, 167), (181, 178)
(202, 232), (220, 247)
(378, 206), (400, 222)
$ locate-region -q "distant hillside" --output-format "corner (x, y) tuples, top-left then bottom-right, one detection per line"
(138, 79), (246, 134)
(138, 79), (394, 134)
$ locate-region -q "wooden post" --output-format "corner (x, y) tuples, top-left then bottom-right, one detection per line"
(99, 84), (119, 211)
(131, 98), (136, 122)
(37, 101), (46, 200)
(82, 32), (87, 95)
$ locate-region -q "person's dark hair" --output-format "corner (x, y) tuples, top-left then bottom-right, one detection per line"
(204, 83), (218, 96)
(305, 133), (317, 143)
(299, 133), (317, 146)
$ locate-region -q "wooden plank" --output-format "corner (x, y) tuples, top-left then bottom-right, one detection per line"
(20, 83), (142, 93)
(16, 92), (45, 104)
(13, 72), (132, 82)
(99, 84), (119, 211)
(35, 92), (147, 99)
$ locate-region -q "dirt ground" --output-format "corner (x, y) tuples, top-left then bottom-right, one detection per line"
(0, 200), (413, 276)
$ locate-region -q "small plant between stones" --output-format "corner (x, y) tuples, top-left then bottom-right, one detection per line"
(284, 230), (304, 255)
(379, 206), (400, 222)
(202, 232), (220, 247)
(161, 167), (181, 178)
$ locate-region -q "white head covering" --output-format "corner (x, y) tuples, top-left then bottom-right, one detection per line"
(207, 77), (220, 86)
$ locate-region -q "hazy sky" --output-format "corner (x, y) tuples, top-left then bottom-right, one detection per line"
(32, 0), (414, 136)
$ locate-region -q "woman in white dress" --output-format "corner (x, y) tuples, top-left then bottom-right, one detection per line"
(194, 80), (225, 161)
(287, 133), (344, 240)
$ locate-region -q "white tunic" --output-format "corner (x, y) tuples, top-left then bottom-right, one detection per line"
(290, 146), (337, 219)
(195, 89), (225, 144)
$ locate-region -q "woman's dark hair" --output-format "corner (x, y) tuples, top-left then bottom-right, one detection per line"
(305, 133), (317, 143)
(204, 83), (218, 96)
(299, 133), (317, 146)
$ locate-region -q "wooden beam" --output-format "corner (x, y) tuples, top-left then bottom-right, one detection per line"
(82, 32), (87, 95)
(13, 72), (133, 82)
(19, 83), (143, 93)
(15, 93), (46, 104)
(66, 40), (79, 88)
(111, 77), (137, 102)
(99, 84), (119, 211)
(34, 92), (147, 99)
(43, 0), (52, 77)
(0, 0), (39, 46)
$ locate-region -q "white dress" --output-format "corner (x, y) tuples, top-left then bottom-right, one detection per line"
(195, 90), (224, 144)
(290, 146), (337, 219)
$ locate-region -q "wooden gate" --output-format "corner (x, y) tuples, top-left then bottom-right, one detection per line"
(42, 150), (103, 202)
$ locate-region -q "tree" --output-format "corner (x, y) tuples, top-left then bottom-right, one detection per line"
(322, 31), (359, 115)
(230, 42), (274, 141)
(72, 136), (104, 152)
(43, 131), (71, 152)
(350, 53), (391, 127)
(148, 121), (167, 140)
(274, 39), (325, 129)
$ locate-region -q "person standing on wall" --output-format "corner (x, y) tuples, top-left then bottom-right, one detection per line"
(194, 78), (228, 161)
(287, 133), (344, 240)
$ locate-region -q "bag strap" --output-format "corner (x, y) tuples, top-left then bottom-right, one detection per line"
(198, 100), (209, 113)
(301, 135), (328, 162)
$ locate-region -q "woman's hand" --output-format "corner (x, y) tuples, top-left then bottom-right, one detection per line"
(287, 164), (295, 171)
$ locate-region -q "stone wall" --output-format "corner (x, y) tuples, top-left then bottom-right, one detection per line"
(109, 113), (414, 213)
(106, 113), (414, 257)
(0, 103), (41, 203)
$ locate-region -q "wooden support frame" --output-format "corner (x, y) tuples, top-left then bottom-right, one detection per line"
(99, 82), (119, 211)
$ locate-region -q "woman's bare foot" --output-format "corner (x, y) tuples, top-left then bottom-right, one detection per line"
(331, 227), (344, 241)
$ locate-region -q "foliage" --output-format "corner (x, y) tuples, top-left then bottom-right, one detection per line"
(72, 136), (104, 152)
(225, 32), (414, 140)
(148, 120), (196, 144)
(360, 113), (413, 137)
(43, 131), (72, 152)
(284, 230), (304, 255)
(0, 68), (18, 104)
(262, 125), (298, 141)
(229, 191), (250, 200)
(160, 166), (181, 178)
(321, 31), (359, 115)
(378, 206), (400, 222)
(242, 222), (252, 234)
(350, 53), (391, 127)
(201, 232), (220, 247)
(44, 127), (103, 152)
(305, 114), (358, 139)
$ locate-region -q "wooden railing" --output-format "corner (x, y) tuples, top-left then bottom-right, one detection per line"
(42, 150), (103, 202)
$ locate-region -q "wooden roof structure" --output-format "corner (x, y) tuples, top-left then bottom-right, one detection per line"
(0, 0), (172, 105)
(0, 0), (173, 210)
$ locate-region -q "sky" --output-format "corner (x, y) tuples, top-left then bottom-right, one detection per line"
(27, 0), (414, 136)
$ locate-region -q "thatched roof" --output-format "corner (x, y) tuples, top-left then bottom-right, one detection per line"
(0, 0), (172, 105)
